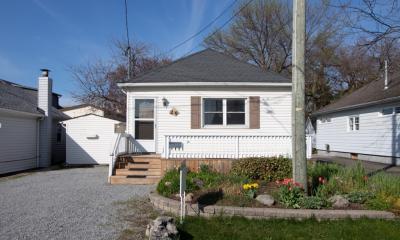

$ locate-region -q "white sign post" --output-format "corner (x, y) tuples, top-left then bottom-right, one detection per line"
(179, 162), (187, 224)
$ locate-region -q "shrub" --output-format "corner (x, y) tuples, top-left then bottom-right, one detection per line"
(230, 156), (292, 181)
(300, 196), (327, 209)
(308, 162), (341, 194)
(346, 191), (373, 204)
(366, 172), (400, 210)
(156, 169), (199, 197)
(368, 172), (400, 198)
(277, 178), (304, 208)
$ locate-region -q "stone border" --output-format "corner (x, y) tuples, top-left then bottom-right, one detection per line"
(149, 193), (396, 220)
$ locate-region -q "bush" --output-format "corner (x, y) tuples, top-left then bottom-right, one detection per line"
(300, 196), (327, 209)
(346, 191), (373, 204)
(230, 156), (292, 181)
(308, 162), (341, 194)
(156, 169), (199, 197)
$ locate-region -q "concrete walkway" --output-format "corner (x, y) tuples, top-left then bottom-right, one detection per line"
(0, 166), (153, 240)
(311, 155), (400, 176)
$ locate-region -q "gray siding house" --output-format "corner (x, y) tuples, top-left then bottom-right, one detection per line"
(314, 75), (400, 165)
(0, 70), (69, 174)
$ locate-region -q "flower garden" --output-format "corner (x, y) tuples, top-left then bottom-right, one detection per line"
(156, 157), (400, 212)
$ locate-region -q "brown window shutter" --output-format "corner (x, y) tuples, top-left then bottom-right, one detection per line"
(249, 96), (260, 129)
(191, 96), (201, 129)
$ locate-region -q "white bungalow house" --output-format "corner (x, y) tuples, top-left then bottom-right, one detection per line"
(111, 49), (310, 184)
(0, 70), (69, 174)
(313, 74), (400, 166)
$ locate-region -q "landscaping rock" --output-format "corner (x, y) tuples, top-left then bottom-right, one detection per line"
(146, 216), (179, 240)
(329, 195), (350, 208)
(193, 178), (204, 188)
(256, 194), (275, 206)
(164, 181), (172, 187)
(185, 193), (194, 203)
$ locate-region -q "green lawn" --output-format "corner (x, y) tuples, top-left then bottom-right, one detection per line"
(178, 216), (400, 240)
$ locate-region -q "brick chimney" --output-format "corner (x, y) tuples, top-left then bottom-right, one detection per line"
(38, 69), (52, 167)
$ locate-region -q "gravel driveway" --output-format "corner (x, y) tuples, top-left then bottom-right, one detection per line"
(0, 166), (153, 240)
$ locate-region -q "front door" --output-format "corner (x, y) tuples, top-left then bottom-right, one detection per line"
(134, 98), (156, 152)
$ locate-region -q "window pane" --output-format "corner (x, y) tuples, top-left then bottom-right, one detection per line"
(204, 99), (222, 112)
(204, 113), (223, 125)
(227, 113), (245, 125)
(349, 118), (354, 131)
(135, 121), (154, 139)
(382, 107), (393, 115)
(355, 117), (359, 130)
(395, 107), (400, 113)
(227, 99), (245, 112)
(135, 99), (154, 118)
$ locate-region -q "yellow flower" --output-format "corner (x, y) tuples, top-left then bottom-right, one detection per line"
(252, 183), (259, 189)
(243, 184), (249, 190)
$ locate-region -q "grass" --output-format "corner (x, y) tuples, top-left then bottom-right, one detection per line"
(178, 216), (400, 240)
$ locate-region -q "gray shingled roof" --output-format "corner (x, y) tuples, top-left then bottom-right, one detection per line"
(0, 79), (69, 120)
(314, 75), (400, 115)
(124, 49), (291, 84)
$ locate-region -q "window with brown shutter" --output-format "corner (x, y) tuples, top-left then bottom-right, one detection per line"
(249, 96), (260, 129)
(191, 96), (201, 129)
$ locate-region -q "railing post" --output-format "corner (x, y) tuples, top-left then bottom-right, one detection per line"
(108, 153), (114, 182)
(164, 135), (170, 159)
(235, 136), (239, 159)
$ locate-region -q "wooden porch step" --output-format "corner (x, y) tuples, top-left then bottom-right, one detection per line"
(115, 169), (161, 176)
(127, 162), (161, 169)
(109, 176), (159, 185)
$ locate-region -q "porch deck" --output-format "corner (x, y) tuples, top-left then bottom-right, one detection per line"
(109, 153), (235, 184)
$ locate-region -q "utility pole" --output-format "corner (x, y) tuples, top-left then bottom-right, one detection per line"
(292, 0), (307, 190)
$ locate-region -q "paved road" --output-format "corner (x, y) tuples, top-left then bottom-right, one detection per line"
(0, 166), (153, 240)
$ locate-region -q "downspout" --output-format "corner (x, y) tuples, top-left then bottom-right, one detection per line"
(36, 116), (43, 168)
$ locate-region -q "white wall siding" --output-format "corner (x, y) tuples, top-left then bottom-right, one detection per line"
(64, 115), (120, 165)
(0, 113), (38, 174)
(126, 86), (292, 154)
(316, 102), (400, 159)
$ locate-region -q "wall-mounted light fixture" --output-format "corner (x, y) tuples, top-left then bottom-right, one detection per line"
(162, 97), (169, 107)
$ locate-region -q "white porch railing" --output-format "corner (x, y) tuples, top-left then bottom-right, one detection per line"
(108, 133), (129, 181)
(163, 135), (312, 159)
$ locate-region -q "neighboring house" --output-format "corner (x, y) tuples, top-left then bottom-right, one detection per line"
(117, 49), (294, 159)
(313, 75), (400, 165)
(63, 114), (123, 165)
(61, 104), (105, 118)
(0, 70), (69, 174)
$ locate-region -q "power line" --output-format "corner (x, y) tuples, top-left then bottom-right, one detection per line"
(164, 0), (240, 56)
(181, 0), (255, 57)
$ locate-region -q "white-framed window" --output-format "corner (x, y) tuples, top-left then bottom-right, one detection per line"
(202, 98), (247, 127)
(348, 116), (359, 131)
(382, 107), (394, 115)
(381, 107), (400, 116)
(319, 117), (331, 124)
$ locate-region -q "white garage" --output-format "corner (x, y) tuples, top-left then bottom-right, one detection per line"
(64, 114), (123, 165)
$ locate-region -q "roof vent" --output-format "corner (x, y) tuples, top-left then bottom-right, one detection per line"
(384, 60), (388, 90)
(40, 68), (50, 77)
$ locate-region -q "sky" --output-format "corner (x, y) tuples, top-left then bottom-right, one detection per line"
(0, 0), (234, 106)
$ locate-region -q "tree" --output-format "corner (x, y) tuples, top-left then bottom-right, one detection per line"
(336, 0), (400, 46)
(71, 41), (170, 116)
(204, 0), (344, 115)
